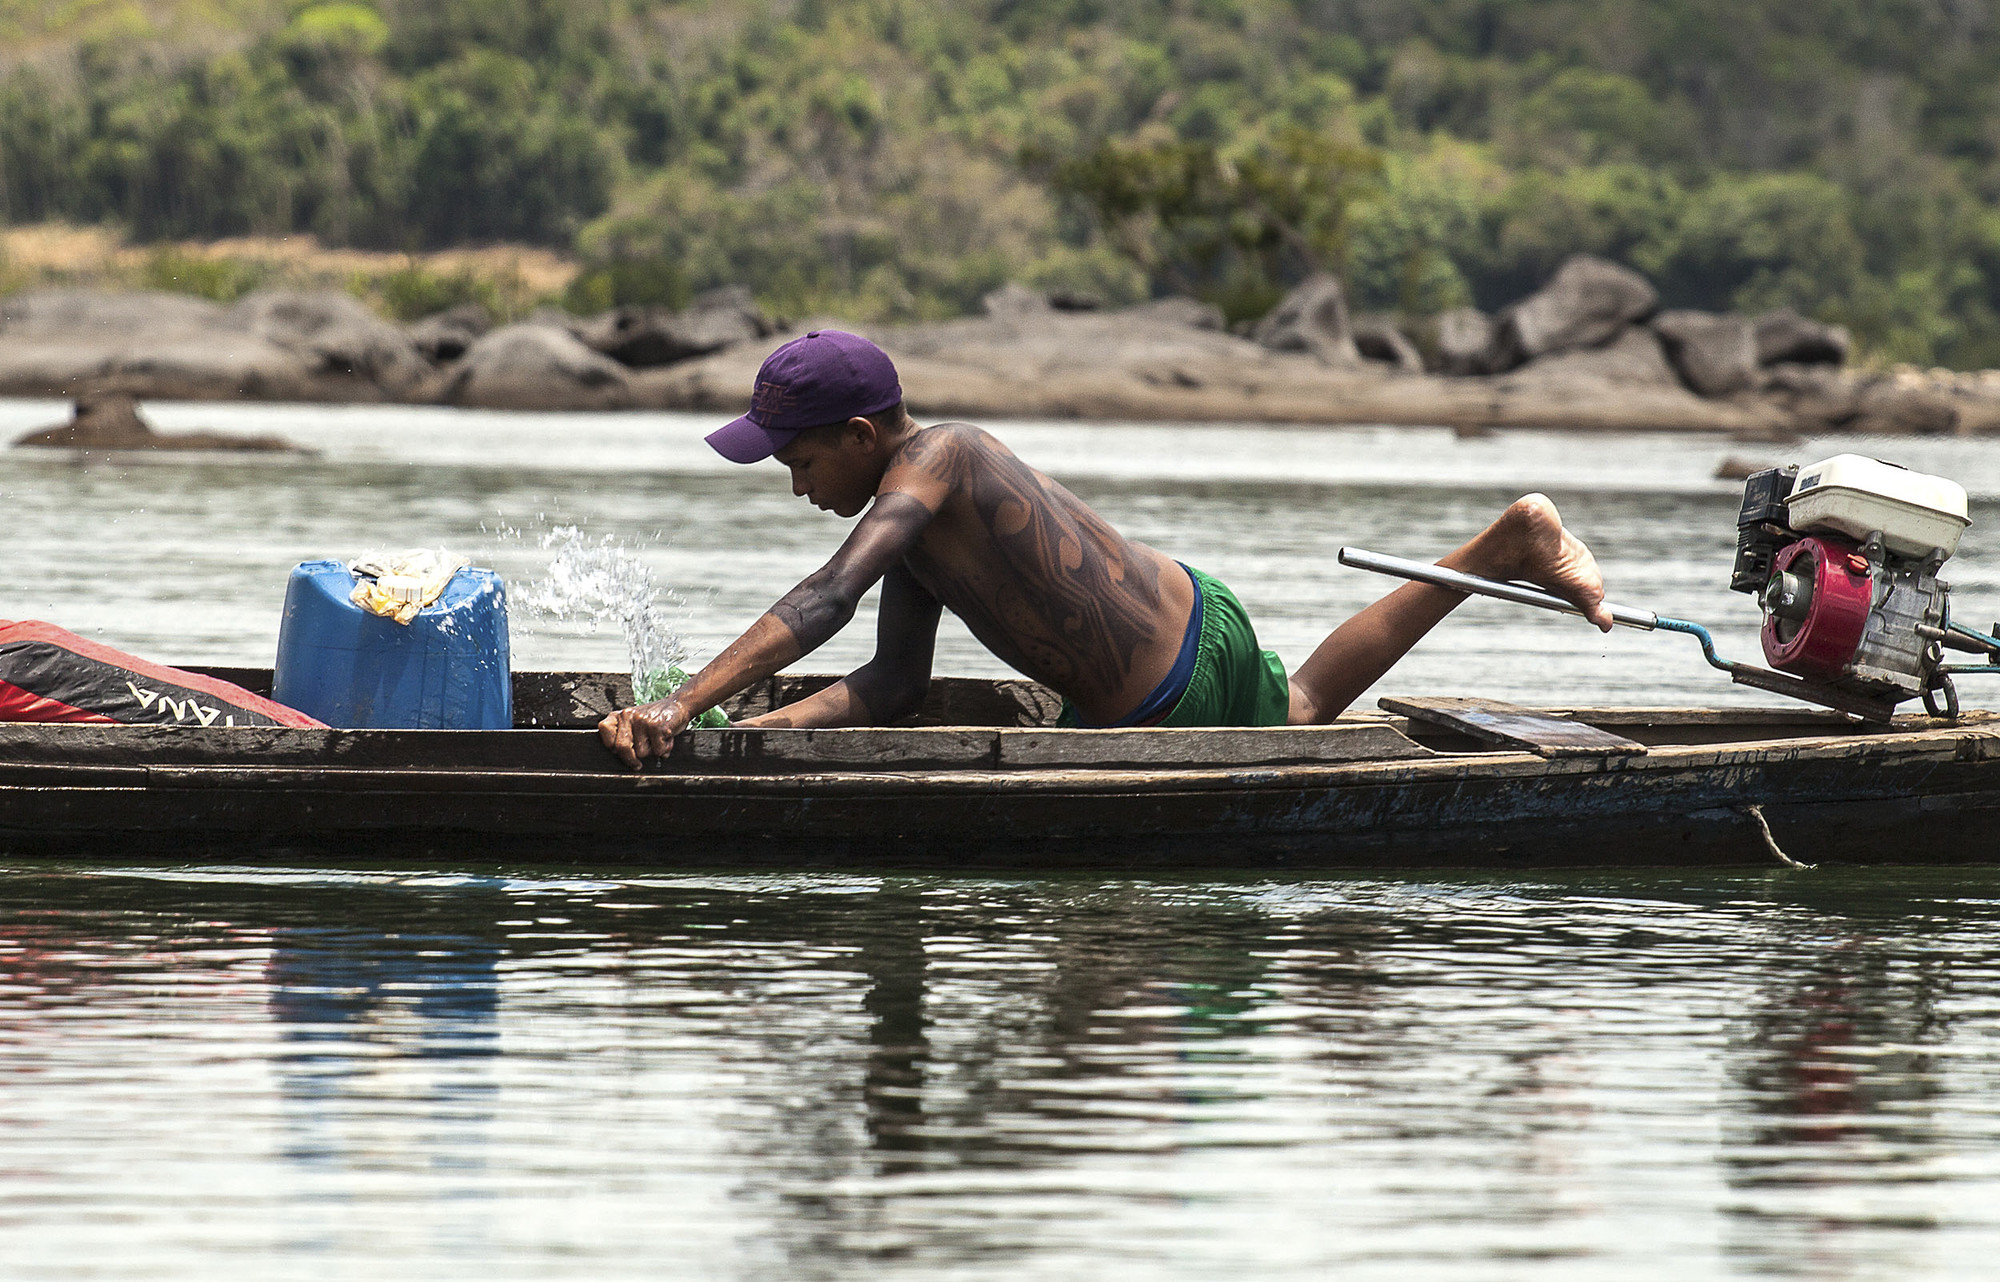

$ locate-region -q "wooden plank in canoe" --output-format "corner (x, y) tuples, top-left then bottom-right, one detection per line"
(1379, 696), (1647, 759)
(996, 724), (1429, 768)
(0, 720), (1428, 774)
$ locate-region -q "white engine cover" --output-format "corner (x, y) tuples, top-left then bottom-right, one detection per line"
(1785, 454), (1969, 560)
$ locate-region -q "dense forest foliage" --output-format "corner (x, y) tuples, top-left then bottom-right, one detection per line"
(3, 0), (2000, 364)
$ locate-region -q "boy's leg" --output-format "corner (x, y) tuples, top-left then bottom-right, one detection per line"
(1286, 494), (1609, 724)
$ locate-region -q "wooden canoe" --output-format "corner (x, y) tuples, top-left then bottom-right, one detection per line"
(1, 668), (1996, 868)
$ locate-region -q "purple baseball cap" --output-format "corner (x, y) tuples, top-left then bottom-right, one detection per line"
(705, 330), (903, 463)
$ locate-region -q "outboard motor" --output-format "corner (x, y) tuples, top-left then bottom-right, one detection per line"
(1731, 455), (1970, 711)
(1344, 452), (1995, 722)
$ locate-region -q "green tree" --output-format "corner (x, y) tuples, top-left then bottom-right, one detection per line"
(400, 51), (618, 246)
(1636, 173), (1866, 316)
(1048, 127), (1382, 320)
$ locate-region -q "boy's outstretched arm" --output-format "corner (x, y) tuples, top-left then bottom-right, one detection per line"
(1287, 494), (1610, 723)
(734, 563), (942, 730)
(599, 492), (935, 767)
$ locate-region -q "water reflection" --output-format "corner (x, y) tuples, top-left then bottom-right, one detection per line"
(266, 926), (501, 1174)
(1716, 920), (1962, 1279)
(2, 865), (2000, 1277)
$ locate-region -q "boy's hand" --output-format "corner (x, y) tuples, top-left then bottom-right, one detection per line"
(598, 700), (689, 769)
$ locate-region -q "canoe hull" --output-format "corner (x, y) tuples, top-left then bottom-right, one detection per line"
(4, 721), (1995, 869)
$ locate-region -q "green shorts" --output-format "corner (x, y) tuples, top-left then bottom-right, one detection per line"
(1060, 566), (1293, 728)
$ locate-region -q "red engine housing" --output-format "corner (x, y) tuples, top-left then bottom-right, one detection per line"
(1761, 535), (1875, 681)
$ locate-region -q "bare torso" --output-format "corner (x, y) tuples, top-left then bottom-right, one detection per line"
(890, 424), (1196, 722)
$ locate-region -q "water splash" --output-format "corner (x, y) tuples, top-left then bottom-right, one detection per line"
(518, 526), (726, 722)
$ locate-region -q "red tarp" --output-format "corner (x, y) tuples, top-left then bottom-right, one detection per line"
(0, 620), (325, 728)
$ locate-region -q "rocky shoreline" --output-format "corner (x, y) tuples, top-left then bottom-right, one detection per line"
(5, 257), (1995, 436)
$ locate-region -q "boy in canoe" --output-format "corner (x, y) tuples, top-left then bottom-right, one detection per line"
(599, 330), (1610, 766)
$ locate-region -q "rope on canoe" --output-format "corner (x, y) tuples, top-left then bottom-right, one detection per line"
(1743, 804), (1812, 869)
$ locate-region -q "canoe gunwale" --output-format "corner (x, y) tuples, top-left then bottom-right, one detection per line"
(2, 719), (1994, 793)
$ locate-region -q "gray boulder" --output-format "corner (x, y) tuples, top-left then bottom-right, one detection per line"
(1435, 307), (1497, 375)
(1252, 273), (1360, 366)
(0, 288), (225, 337)
(1124, 297), (1226, 331)
(660, 285), (774, 356)
(407, 303), (492, 364)
(1651, 309), (1758, 397)
(1352, 314), (1423, 372)
(1758, 366), (1957, 435)
(987, 291), (1224, 333)
(580, 286), (776, 368)
(982, 282), (1053, 322)
(526, 305), (590, 340)
(571, 306), (650, 359)
(224, 290), (428, 393)
(695, 284), (777, 326)
(0, 290), (317, 400)
(0, 289), (317, 401)
(1499, 325), (1680, 389)
(1852, 380), (1959, 435)
(1759, 363), (1861, 428)
(1494, 255), (1658, 370)
(1753, 308), (1850, 367)
(438, 324), (632, 409)
(102, 332), (317, 400)
(1047, 290), (1104, 312)
(0, 341), (114, 395)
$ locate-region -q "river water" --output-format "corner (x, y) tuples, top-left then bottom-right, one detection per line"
(8, 403), (2000, 1277)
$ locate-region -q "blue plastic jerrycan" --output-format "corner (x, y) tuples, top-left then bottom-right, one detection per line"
(272, 560), (513, 729)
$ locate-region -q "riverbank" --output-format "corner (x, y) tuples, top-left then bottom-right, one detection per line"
(640, 306), (1818, 436)
(5, 273), (1998, 436)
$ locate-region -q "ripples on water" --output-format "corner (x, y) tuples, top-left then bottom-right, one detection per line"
(3, 865), (1999, 1279)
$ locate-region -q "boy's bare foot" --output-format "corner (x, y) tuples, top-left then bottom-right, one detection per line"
(1467, 494), (1613, 631)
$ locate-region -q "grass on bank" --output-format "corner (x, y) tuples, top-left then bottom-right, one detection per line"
(0, 223), (571, 321)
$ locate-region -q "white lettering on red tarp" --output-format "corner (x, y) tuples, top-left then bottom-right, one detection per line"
(125, 680), (228, 727)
